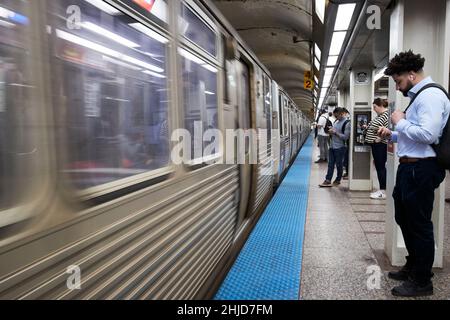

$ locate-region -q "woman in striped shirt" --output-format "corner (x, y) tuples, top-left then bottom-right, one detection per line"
(364, 98), (389, 199)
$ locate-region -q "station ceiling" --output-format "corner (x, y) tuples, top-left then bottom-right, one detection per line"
(211, 0), (314, 117)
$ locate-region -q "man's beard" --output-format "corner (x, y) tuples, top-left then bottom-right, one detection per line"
(402, 80), (414, 97)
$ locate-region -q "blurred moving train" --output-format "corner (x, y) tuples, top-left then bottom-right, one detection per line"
(0, 0), (310, 299)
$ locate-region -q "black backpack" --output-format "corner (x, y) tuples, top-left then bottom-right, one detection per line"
(323, 117), (333, 134)
(341, 119), (350, 137)
(404, 83), (450, 169)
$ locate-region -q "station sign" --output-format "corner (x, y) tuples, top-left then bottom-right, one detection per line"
(304, 71), (313, 90)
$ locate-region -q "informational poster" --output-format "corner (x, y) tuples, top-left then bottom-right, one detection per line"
(304, 71), (313, 90)
(84, 79), (100, 117)
(356, 114), (368, 144)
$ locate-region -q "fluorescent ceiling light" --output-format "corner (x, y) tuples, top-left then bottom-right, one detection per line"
(129, 23), (169, 44)
(0, 19), (14, 28)
(143, 70), (166, 78)
(0, 6), (29, 25)
(324, 67), (334, 76)
(205, 91), (216, 95)
(102, 55), (141, 70)
(84, 0), (121, 15)
(327, 55), (338, 66)
(334, 3), (357, 31)
(122, 55), (164, 73)
(329, 31), (346, 55)
(374, 67), (387, 82)
(82, 22), (140, 48)
(56, 29), (164, 73)
(323, 74), (332, 83)
(314, 57), (320, 71)
(314, 43), (322, 61)
(178, 48), (218, 73)
(315, 0), (326, 24)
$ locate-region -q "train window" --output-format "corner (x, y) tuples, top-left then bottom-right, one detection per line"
(179, 48), (219, 163)
(0, 0), (38, 215)
(48, 0), (171, 191)
(179, 3), (217, 57)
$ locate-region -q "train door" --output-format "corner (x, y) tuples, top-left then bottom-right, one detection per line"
(277, 92), (285, 176)
(282, 96), (291, 170)
(235, 59), (252, 227)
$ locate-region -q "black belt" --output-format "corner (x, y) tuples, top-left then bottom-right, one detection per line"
(399, 157), (436, 164)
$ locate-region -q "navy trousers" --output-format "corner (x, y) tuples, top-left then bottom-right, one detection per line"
(371, 143), (387, 190)
(392, 159), (446, 284)
(325, 147), (346, 182)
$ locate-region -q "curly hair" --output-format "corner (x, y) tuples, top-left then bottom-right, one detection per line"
(384, 50), (425, 76)
(373, 98), (388, 108)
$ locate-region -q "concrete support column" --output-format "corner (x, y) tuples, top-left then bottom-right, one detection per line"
(385, 0), (450, 267)
(338, 88), (350, 109)
(348, 70), (374, 191)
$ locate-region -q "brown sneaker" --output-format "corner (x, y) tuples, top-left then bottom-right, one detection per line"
(319, 180), (332, 187)
(332, 180), (341, 186)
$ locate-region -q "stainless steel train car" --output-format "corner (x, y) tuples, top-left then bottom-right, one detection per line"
(0, 0), (310, 299)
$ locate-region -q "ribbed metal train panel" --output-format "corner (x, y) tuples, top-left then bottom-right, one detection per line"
(0, 166), (239, 300)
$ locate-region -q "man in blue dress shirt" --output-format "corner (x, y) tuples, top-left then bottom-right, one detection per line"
(379, 51), (450, 297)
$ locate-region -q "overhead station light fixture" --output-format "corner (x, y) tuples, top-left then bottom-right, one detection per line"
(84, 0), (121, 15)
(315, 0), (326, 24)
(315, 2), (357, 110)
(329, 31), (346, 56)
(314, 43), (322, 61)
(334, 3), (357, 31)
(314, 57), (320, 71)
(82, 22), (140, 48)
(324, 67), (334, 76)
(327, 55), (338, 66)
(374, 67), (387, 82)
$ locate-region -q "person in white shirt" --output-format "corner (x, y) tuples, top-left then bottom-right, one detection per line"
(315, 110), (329, 163)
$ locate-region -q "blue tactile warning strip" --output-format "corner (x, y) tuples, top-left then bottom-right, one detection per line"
(215, 136), (313, 300)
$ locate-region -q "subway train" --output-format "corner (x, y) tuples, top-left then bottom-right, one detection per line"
(0, 0), (311, 299)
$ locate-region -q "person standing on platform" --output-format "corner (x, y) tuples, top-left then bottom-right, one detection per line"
(378, 50), (450, 297)
(341, 108), (351, 179)
(315, 110), (330, 163)
(319, 107), (351, 187)
(363, 98), (389, 199)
